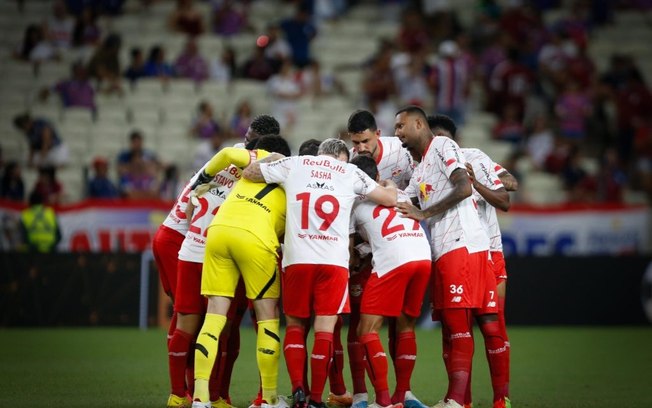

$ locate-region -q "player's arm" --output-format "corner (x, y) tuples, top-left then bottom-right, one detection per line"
(466, 163), (510, 212)
(242, 153), (285, 182)
(191, 147), (253, 189)
(396, 167), (471, 221)
(497, 169), (519, 192)
(367, 179), (398, 207)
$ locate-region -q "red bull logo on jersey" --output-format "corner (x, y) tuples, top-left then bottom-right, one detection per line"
(302, 158), (346, 173)
(419, 183), (434, 201)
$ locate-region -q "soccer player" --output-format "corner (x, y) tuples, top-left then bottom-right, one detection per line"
(349, 155), (432, 408)
(157, 115), (282, 408)
(428, 115), (514, 408)
(345, 110), (426, 408)
(190, 135), (292, 408)
(242, 138), (398, 408)
(394, 106), (493, 408)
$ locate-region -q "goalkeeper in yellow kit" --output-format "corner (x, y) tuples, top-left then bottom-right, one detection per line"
(190, 135), (291, 408)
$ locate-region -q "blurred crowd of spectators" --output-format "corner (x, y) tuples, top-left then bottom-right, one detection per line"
(2, 0), (652, 206)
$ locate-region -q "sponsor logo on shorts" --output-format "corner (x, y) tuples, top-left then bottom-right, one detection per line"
(486, 301), (496, 308)
(451, 296), (462, 303)
(449, 331), (472, 339)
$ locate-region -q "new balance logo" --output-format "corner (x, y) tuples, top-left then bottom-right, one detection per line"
(372, 352), (386, 359)
(486, 301), (496, 308)
(397, 354), (416, 360)
(311, 354), (327, 360)
(284, 344), (305, 351)
(450, 332), (472, 339)
(451, 296), (462, 303)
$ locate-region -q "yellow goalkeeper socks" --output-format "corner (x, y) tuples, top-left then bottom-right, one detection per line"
(193, 313), (227, 402)
(256, 319), (281, 404)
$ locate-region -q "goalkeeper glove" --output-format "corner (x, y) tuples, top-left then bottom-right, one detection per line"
(190, 170), (213, 191)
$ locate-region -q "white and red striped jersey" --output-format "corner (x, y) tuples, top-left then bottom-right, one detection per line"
(162, 164), (209, 236)
(462, 148), (504, 252)
(177, 165), (241, 263)
(430, 57), (469, 111)
(260, 155), (379, 268)
(405, 136), (489, 260)
(350, 190), (431, 276)
(350, 136), (414, 190)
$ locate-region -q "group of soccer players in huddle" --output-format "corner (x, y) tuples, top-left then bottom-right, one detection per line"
(152, 105), (518, 408)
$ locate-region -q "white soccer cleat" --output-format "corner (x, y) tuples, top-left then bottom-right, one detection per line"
(403, 391), (428, 408)
(431, 400), (462, 408)
(262, 395), (290, 408)
(351, 393), (368, 408)
(193, 401), (212, 408)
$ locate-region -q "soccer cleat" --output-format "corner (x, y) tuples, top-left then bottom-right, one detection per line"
(403, 391), (428, 408)
(192, 401), (212, 408)
(492, 398), (510, 408)
(351, 393), (368, 408)
(167, 394), (191, 408)
(308, 400), (328, 408)
(262, 395), (290, 408)
(327, 391), (353, 407)
(430, 400), (462, 408)
(464, 404), (473, 408)
(367, 403), (403, 408)
(213, 397), (237, 408)
(292, 387), (307, 408)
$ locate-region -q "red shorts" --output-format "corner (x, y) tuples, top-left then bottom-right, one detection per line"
(152, 225), (184, 297)
(349, 264), (372, 305)
(474, 257), (499, 315)
(432, 247), (488, 310)
(283, 264), (350, 318)
(175, 260), (207, 314)
(361, 260), (431, 318)
(490, 251), (508, 282)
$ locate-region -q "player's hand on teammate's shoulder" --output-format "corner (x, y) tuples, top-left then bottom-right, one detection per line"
(396, 201), (425, 221)
(465, 162), (477, 186)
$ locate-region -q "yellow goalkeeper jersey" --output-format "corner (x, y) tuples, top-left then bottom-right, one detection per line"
(206, 147), (286, 253)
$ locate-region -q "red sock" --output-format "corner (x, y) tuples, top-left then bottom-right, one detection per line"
(360, 332), (390, 407)
(168, 312), (177, 347)
(481, 319), (509, 402)
(347, 306), (367, 395)
(329, 317), (347, 395)
(168, 328), (192, 397)
(304, 325), (312, 395)
(310, 331), (334, 403)
(284, 325), (307, 391)
(440, 309), (474, 406)
(498, 296), (510, 392)
(392, 331), (417, 403)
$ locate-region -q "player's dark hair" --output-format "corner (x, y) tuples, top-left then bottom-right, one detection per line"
(347, 110), (377, 133)
(318, 138), (349, 160)
(253, 135), (291, 157)
(299, 138), (321, 156)
(350, 155), (378, 181)
(250, 115), (280, 137)
(427, 114), (457, 138)
(13, 113), (30, 129)
(396, 105), (428, 122)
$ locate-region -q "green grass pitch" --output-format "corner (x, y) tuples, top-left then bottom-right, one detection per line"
(0, 326), (651, 407)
